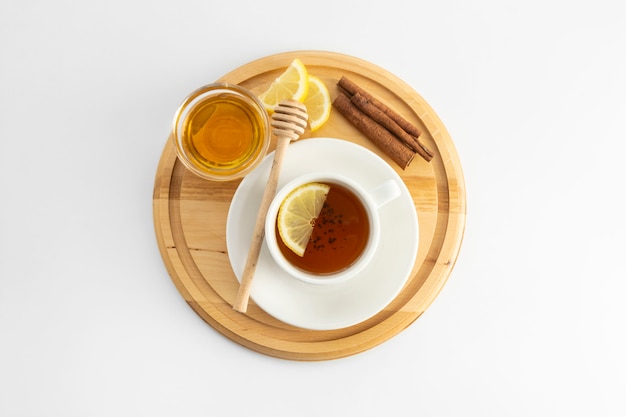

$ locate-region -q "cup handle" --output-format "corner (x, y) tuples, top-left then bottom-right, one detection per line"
(369, 179), (401, 209)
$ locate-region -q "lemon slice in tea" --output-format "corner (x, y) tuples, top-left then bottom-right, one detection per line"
(277, 182), (330, 257)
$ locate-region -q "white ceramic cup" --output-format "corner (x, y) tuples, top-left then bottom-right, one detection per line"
(265, 172), (401, 285)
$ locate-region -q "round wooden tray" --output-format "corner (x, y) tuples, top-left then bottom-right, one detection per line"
(153, 51), (466, 361)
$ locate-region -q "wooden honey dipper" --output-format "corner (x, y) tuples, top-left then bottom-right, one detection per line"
(233, 99), (308, 313)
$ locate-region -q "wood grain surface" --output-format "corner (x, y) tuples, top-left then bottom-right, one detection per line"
(152, 50), (466, 360)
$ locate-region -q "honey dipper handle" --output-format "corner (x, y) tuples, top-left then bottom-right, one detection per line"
(233, 136), (291, 313)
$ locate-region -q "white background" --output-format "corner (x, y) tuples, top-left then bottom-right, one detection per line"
(1, 0), (625, 416)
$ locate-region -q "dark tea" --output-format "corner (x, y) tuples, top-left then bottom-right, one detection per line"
(276, 183), (370, 275)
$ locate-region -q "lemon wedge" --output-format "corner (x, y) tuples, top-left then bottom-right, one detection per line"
(258, 58), (309, 112)
(277, 182), (330, 256)
(303, 75), (331, 131)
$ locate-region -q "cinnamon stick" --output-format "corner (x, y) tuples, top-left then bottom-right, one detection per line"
(333, 92), (415, 169)
(338, 76), (434, 162)
(338, 76), (422, 137)
(351, 92), (434, 162)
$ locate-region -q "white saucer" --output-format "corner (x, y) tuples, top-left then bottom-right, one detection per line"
(226, 138), (418, 330)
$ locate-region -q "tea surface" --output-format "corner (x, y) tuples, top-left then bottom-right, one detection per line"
(276, 183), (370, 275)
